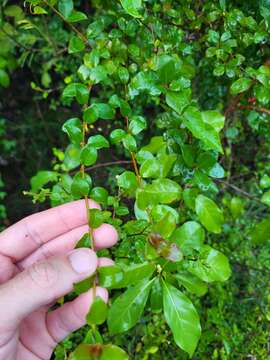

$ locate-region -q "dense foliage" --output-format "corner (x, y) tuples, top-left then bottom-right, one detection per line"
(1, 0), (270, 359)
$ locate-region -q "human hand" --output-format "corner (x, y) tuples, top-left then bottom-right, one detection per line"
(0, 199), (118, 360)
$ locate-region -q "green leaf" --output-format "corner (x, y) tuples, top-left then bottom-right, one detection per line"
(141, 136), (165, 154)
(151, 207), (178, 239)
(107, 278), (154, 334)
(140, 159), (160, 178)
(129, 116), (147, 135)
(170, 221), (205, 254)
(30, 171), (58, 192)
(260, 174), (270, 189)
(136, 179), (182, 210)
(63, 83), (89, 105)
(150, 277), (163, 312)
(80, 145), (98, 166)
(122, 134), (137, 152)
(175, 272), (207, 297)
(75, 233), (90, 249)
(92, 103), (115, 120)
(89, 66), (108, 84)
(90, 187), (109, 206)
(71, 173), (92, 197)
(187, 245), (231, 282)
(83, 105), (99, 124)
(195, 194), (224, 233)
(68, 36), (85, 53)
(99, 263), (155, 289)
(64, 144), (81, 170)
(250, 218), (270, 245)
(165, 90), (191, 115)
(70, 344), (128, 360)
(67, 10), (87, 22)
(118, 66), (130, 83)
(120, 0), (142, 18)
(130, 71), (162, 97)
(87, 135), (109, 149)
(33, 6), (48, 14)
(201, 111), (225, 132)
(162, 281), (201, 357)
(158, 153), (177, 178)
(154, 54), (177, 84)
(62, 118), (82, 144)
(183, 107), (223, 153)
(58, 0), (73, 18)
(98, 266), (124, 288)
(183, 188), (199, 210)
(230, 77), (253, 95)
(117, 171), (138, 197)
(110, 129), (127, 144)
(100, 345), (129, 360)
(4, 5), (23, 18)
(89, 208), (111, 229)
(261, 190), (270, 207)
(193, 169), (219, 193)
(87, 296), (108, 325)
(0, 69), (10, 88)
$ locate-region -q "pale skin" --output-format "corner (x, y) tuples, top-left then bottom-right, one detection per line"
(0, 199), (118, 360)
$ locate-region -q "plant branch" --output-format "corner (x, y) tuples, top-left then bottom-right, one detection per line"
(76, 160), (132, 175)
(216, 179), (261, 202)
(42, 0), (89, 44)
(239, 105), (270, 115)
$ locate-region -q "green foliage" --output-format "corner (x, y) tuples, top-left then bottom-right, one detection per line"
(1, 0), (270, 358)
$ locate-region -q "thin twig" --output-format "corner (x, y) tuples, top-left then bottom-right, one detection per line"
(216, 179), (261, 202)
(84, 160), (132, 174)
(42, 0), (89, 44)
(239, 105), (270, 116)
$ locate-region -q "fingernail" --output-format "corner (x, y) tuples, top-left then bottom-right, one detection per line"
(68, 249), (97, 274)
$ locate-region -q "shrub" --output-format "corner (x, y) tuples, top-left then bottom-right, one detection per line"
(1, 0), (270, 358)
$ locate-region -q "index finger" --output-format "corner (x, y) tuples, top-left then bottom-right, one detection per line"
(0, 199), (100, 262)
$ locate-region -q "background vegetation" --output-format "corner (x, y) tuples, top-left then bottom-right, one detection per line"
(0, 0), (270, 359)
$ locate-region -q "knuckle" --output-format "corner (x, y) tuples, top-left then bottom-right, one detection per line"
(27, 261), (59, 289)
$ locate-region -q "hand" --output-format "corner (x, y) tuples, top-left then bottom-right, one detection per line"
(0, 199), (118, 360)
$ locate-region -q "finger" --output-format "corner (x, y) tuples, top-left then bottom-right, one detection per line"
(46, 287), (108, 344)
(0, 199), (100, 262)
(18, 224), (118, 269)
(0, 249), (98, 329)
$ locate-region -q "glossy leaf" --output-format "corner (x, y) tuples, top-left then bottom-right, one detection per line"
(58, 0), (73, 18)
(68, 36), (85, 53)
(170, 221), (205, 254)
(230, 77), (253, 94)
(187, 245), (231, 282)
(63, 83), (89, 105)
(87, 135), (109, 149)
(250, 218), (270, 245)
(107, 278), (154, 334)
(80, 145), (98, 166)
(31, 171), (58, 192)
(136, 179), (182, 210)
(165, 90), (191, 115)
(175, 271), (207, 296)
(162, 281), (201, 356)
(100, 345), (129, 360)
(195, 194), (224, 233)
(87, 296), (108, 325)
(120, 0), (142, 18)
(89, 208), (111, 229)
(62, 118), (82, 144)
(71, 173), (92, 197)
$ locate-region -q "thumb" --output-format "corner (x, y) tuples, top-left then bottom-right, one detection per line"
(0, 248), (97, 328)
